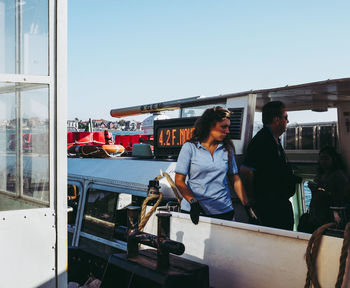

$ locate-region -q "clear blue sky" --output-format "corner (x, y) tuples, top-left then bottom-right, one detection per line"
(68, 0), (350, 122)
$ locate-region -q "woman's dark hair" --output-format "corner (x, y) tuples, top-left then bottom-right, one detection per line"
(318, 145), (346, 174)
(189, 106), (234, 153)
(262, 101), (285, 125)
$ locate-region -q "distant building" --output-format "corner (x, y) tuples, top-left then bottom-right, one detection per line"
(107, 122), (116, 129)
(92, 119), (107, 129)
(67, 120), (79, 131)
(66, 118), (141, 131)
(125, 120), (139, 131)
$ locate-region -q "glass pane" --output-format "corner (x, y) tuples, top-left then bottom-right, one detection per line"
(304, 181), (312, 211)
(0, 0), (49, 74)
(0, 84), (16, 194)
(319, 125), (336, 149)
(81, 189), (118, 240)
(22, 86), (49, 202)
(68, 184), (80, 226)
(0, 1), (15, 73)
(114, 194), (133, 228)
(0, 82), (49, 211)
(285, 127), (297, 150)
(181, 104), (226, 118)
(301, 127), (314, 150)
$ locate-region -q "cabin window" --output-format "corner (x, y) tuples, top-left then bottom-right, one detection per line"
(285, 127), (297, 150)
(300, 127), (315, 150)
(181, 104), (226, 118)
(81, 188), (143, 240)
(0, 83), (50, 211)
(318, 124), (338, 149)
(81, 188), (118, 240)
(114, 194), (142, 228)
(0, 0), (49, 75)
(68, 184), (80, 227)
(302, 181), (312, 212)
(0, 0), (50, 211)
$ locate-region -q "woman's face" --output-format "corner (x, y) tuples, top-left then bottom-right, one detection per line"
(319, 152), (333, 171)
(209, 118), (230, 142)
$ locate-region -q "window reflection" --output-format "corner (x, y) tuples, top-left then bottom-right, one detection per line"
(0, 83), (49, 210)
(0, 87), (16, 194)
(0, 0), (49, 75)
(68, 184), (80, 226)
(181, 104), (226, 118)
(81, 189), (118, 240)
(81, 189), (138, 240)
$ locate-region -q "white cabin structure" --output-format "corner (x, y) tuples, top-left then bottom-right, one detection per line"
(0, 0), (67, 287)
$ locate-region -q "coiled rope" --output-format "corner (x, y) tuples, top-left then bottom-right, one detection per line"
(138, 172), (181, 232)
(154, 171), (182, 207)
(304, 222), (350, 288)
(335, 222), (350, 288)
(304, 223), (336, 288)
(138, 193), (163, 232)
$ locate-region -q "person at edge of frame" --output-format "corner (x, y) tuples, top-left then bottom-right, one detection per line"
(240, 101), (302, 231)
(174, 106), (256, 225)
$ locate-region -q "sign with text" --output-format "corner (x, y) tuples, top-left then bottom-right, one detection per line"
(153, 117), (197, 157)
(153, 108), (244, 158)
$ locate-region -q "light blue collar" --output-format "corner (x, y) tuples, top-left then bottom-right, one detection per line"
(196, 142), (224, 150)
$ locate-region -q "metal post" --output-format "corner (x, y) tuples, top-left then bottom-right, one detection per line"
(148, 180), (160, 196)
(127, 206), (141, 258)
(157, 212), (171, 270)
(15, 0), (23, 198)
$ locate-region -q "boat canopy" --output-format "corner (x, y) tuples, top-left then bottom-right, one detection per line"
(110, 77), (350, 117)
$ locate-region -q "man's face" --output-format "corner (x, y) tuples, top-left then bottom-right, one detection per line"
(277, 108), (289, 135)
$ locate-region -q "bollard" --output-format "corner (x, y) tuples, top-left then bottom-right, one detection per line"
(148, 180), (160, 196)
(126, 206), (141, 258)
(157, 212), (171, 270)
(116, 206), (185, 270)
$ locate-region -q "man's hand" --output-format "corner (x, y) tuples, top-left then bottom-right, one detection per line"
(293, 175), (302, 184)
(189, 199), (201, 225)
(245, 205), (261, 225)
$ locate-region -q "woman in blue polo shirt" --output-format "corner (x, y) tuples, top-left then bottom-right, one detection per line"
(175, 106), (249, 224)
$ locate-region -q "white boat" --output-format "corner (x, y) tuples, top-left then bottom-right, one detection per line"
(68, 78), (350, 288)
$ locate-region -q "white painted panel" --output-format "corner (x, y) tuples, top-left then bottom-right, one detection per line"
(0, 208), (56, 288)
(226, 94), (256, 155)
(68, 158), (177, 190)
(144, 212), (347, 288)
(337, 102), (350, 171)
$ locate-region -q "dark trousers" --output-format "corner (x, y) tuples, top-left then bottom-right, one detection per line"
(256, 200), (294, 230)
(181, 209), (235, 221)
(206, 210), (235, 221)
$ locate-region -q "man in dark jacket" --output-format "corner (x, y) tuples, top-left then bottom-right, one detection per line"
(240, 101), (301, 230)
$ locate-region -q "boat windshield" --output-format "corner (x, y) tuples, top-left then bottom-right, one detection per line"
(180, 104), (227, 118)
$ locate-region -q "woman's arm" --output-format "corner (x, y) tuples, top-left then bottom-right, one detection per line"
(175, 172), (201, 225)
(228, 174), (249, 206)
(175, 173), (195, 202)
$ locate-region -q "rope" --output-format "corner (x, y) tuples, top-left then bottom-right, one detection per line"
(304, 222), (336, 288)
(80, 146), (102, 156)
(138, 193), (163, 231)
(155, 172), (182, 206)
(138, 172), (180, 231)
(335, 222), (350, 288)
(76, 146), (123, 158)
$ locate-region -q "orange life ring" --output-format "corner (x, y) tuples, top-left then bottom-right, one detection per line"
(102, 144), (125, 154)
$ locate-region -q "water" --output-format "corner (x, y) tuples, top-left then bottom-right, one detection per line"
(111, 131), (144, 137)
(304, 181), (312, 210)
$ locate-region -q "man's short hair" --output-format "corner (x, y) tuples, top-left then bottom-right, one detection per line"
(262, 101), (285, 125)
